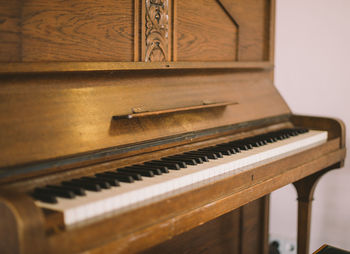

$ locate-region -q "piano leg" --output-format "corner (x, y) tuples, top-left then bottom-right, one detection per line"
(293, 163), (341, 254)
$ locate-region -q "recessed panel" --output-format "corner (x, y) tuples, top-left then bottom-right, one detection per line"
(20, 0), (134, 62)
(175, 0), (238, 61)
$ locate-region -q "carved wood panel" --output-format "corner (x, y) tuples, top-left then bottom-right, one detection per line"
(142, 0), (170, 62)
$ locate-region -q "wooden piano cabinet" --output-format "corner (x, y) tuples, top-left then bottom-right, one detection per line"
(141, 196), (270, 254)
(0, 118), (345, 254)
(0, 0), (346, 254)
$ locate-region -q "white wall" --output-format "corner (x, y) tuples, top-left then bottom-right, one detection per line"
(271, 0), (350, 252)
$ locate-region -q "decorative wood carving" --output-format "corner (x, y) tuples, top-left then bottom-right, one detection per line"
(145, 0), (169, 62)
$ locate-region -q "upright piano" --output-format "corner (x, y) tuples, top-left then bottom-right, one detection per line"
(0, 0), (346, 253)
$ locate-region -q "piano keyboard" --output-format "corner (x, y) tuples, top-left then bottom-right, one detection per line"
(34, 129), (327, 226)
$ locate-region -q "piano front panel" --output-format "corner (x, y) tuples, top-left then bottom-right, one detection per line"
(0, 70), (290, 171)
(0, 0), (272, 63)
(141, 196), (269, 254)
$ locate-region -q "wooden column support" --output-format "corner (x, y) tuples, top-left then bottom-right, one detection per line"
(293, 163), (341, 254)
(0, 190), (47, 254)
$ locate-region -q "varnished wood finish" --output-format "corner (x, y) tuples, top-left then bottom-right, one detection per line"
(141, 208), (242, 254)
(291, 115), (346, 149)
(0, 0), (134, 62)
(175, 0), (238, 61)
(1, 121), (292, 189)
(218, 0), (272, 61)
(0, 71), (290, 169)
(0, 190), (47, 254)
(292, 115), (346, 167)
(0, 121), (345, 254)
(0, 61), (273, 74)
(293, 164), (342, 254)
(0, 0), (346, 253)
(0, 0), (273, 63)
(240, 196), (270, 254)
(0, 0), (21, 62)
(141, 196), (269, 254)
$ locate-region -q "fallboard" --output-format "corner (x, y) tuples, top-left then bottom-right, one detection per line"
(0, 70), (290, 172)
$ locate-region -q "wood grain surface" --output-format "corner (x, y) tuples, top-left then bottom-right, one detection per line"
(0, 71), (290, 169)
(0, 0), (273, 63)
(0, 0), (21, 62)
(0, 1), (346, 254)
(0, 61), (273, 74)
(219, 0), (271, 61)
(175, 0), (238, 61)
(141, 196), (269, 254)
(0, 0), (134, 62)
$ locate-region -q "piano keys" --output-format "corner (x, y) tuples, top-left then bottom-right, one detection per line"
(35, 128), (327, 226)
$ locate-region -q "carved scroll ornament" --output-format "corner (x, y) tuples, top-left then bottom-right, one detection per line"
(145, 0), (169, 62)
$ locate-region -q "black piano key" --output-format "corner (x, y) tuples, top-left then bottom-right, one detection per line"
(245, 139), (261, 147)
(215, 143), (236, 150)
(128, 165), (164, 175)
(94, 176), (120, 186)
(197, 149), (224, 158)
(187, 151), (219, 160)
(152, 159), (187, 168)
(161, 157), (197, 165)
(235, 142), (253, 150)
(276, 135), (285, 140)
(62, 180), (101, 192)
(110, 171), (143, 180)
(264, 137), (277, 143)
(199, 147), (232, 155)
(118, 167), (155, 177)
(231, 147), (241, 153)
(97, 172), (135, 183)
(80, 177), (111, 189)
(238, 140), (254, 149)
(170, 154), (204, 164)
(288, 131), (298, 136)
(213, 145), (238, 154)
(34, 187), (75, 199)
(131, 165), (163, 175)
(47, 185), (86, 196)
(118, 167), (154, 177)
(183, 152), (209, 162)
(131, 164), (169, 174)
(258, 140), (267, 146)
(271, 137), (279, 142)
(144, 161), (182, 170)
(32, 192), (58, 204)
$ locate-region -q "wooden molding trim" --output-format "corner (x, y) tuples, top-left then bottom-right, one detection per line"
(0, 61), (273, 74)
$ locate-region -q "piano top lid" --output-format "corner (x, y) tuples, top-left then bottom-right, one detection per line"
(0, 0), (289, 177)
